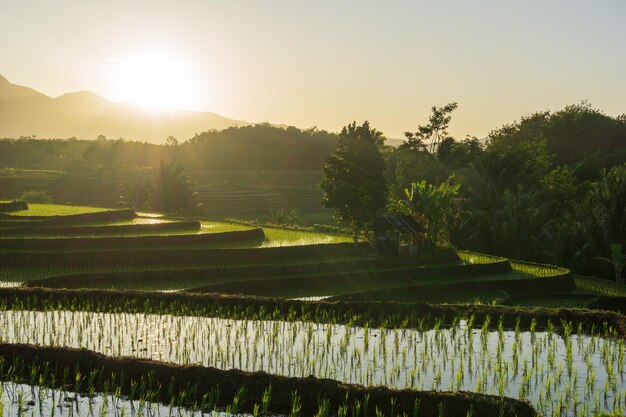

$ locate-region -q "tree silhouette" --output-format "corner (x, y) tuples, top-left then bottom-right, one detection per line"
(595, 244), (626, 284)
(404, 102), (458, 154)
(122, 178), (152, 211)
(152, 159), (195, 213)
(321, 121), (388, 244)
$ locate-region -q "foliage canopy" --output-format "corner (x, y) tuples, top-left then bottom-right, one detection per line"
(321, 121), (388, 242)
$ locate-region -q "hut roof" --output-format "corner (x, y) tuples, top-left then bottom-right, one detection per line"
(373, 214), (426, 234)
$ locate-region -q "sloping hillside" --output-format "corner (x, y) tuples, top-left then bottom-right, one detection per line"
(0, 75), (246, 143)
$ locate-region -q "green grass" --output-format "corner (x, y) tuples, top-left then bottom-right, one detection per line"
(9, 203), (110, 216)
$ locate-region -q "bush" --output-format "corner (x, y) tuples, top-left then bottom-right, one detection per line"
(19, 190), (52, 203)
(269, 208), (298, 225)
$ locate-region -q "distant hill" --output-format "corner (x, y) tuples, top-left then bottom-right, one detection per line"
(0, 75), (247, 143)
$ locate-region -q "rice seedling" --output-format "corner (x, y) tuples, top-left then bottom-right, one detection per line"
(0, 380), (231, 416)
(0, 309), (621, 416)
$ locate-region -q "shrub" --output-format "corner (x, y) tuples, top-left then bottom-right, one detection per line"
(19, 190), (52, 203)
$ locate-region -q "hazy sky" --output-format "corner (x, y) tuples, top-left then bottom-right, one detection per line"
(1, 1), (625, 139)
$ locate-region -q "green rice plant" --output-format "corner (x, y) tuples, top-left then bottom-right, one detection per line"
(199, 220), (256, 233)
(575, 275), (626, 297)
(9, 204), (109, 217)
(510, 261), (568, 278)
(261, 384), (271, 416)
(456, 251), (507, 265)
(261, 226), (351, 247)
(289, 391), (302, 417)
(437, 402), (445, 417)
(316, 397), (331, 417)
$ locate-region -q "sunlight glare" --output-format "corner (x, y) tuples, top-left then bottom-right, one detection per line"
(111, 51), (197, 112)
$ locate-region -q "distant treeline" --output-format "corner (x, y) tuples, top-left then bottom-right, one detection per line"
(0, 124), (337, 170)
(1, 107), (625, 173)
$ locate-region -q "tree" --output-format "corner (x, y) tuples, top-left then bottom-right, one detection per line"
(122, 178), (152, 211)
(389, 175), (461, 246)
(403, 102), (458, 154)
(439, 136), (483, 167)
(572, 164), (626, 275)
(152, 159), (195, 213)
(321, 121), (388, 244)
(165, 136), (179, 147)
(388, 103), (461, 198)
(595, 244), (626, 284)
(488, 102), (626, 166)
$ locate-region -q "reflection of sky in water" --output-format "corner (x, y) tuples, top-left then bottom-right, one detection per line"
(0, 382), (243, 417)
(0, 311), (623, 417)
(260, 236), (337, 247)
(135, 217), (166, 225)
(135, 213), (164, 218)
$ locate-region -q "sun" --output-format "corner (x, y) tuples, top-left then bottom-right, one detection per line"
(110, 51), (197, 112)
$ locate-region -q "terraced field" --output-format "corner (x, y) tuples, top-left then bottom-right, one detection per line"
(0, 202), (624, 416)
(0, 168), (334, 224)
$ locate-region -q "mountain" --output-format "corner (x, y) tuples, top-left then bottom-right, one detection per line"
(0, 75), (247, 143)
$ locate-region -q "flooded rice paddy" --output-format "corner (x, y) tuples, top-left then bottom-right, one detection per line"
(0, 310), (623, 416)
(0, 381), (239, 416)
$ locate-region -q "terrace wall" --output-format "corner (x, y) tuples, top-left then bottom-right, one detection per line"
(0, 242), (360, 266)
(189, 260), (513, 295)
(0, 343), (538, 417)
(0, 219), (201, 237)
(0, 287), (623, 336)
(0, 208), (136, 224)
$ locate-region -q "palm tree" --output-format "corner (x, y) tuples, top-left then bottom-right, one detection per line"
(122, 179), (152, 211)
(595, 243), (626, 284)
(152, 159), (195, 213)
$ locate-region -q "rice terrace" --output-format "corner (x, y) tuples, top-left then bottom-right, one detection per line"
(0, 198), (623, 417)
(1, 2), (626, 417)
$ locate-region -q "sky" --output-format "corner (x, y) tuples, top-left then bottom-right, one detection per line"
(1, 0), (625, 139)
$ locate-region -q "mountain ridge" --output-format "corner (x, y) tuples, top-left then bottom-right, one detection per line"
(0, 75), (247, 143)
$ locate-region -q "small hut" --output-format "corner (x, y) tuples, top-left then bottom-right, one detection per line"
(372, 214), (426, 257)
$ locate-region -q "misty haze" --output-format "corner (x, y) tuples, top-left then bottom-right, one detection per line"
(0, 2), (625, 417)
